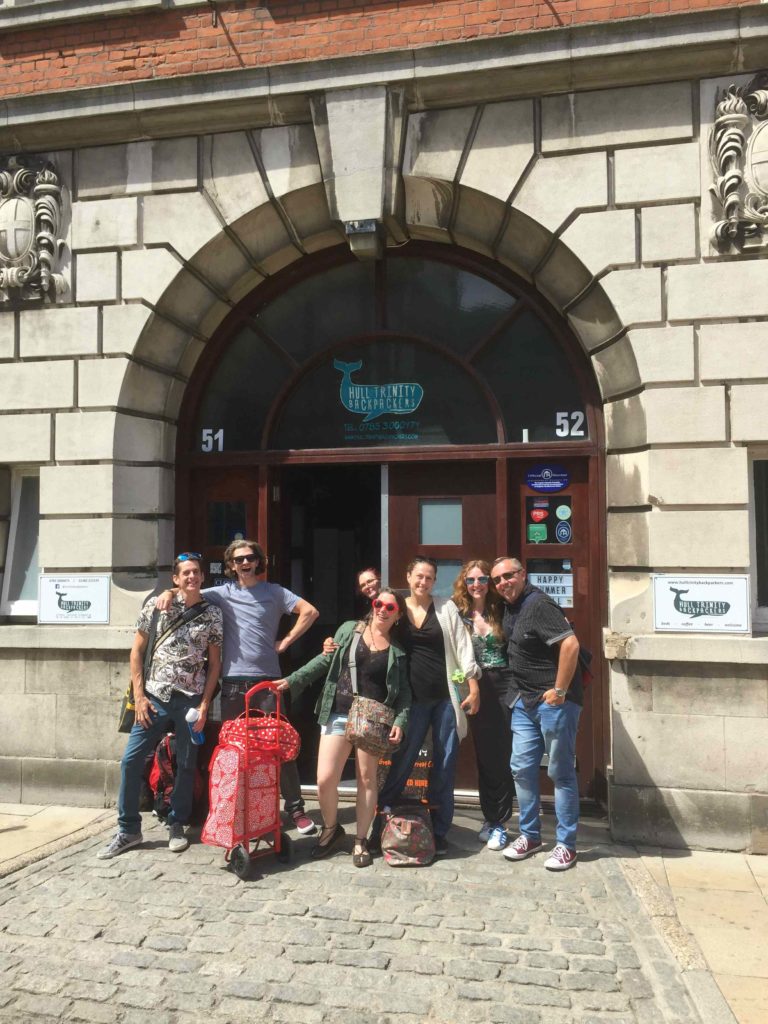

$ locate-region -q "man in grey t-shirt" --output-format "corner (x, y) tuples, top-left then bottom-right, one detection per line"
(159, 539), (319, 835)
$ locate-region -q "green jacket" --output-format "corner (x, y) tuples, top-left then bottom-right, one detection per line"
(287, 620), (411, 732)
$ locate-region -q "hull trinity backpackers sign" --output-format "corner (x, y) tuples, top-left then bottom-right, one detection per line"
(652, 575), (750, 633)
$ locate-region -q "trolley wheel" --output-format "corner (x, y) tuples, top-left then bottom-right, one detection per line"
(229, 843), (251, 880)
(276, 832), (293, 864)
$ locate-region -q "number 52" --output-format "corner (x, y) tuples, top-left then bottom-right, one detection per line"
(555, 412), (585, 437)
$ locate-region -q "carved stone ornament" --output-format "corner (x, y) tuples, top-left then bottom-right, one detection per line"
(710, 73), (768, 250)
(0, 156), (66, 300)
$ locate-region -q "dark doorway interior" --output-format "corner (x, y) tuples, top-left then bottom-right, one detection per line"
(277, 463), (381, 786)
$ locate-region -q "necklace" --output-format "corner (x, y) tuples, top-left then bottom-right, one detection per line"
(366, 625), (387, 652)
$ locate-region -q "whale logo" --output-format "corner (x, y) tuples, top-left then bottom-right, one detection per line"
(334, 359), (424, 423)
(670, 587), (730, 619)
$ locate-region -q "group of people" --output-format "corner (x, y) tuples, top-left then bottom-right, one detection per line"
(100, 542), (584, 874)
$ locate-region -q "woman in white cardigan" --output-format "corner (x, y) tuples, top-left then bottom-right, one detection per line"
(374, 556), (481, 855)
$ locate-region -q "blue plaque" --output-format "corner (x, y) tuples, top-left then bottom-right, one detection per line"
(526, 464), (570, 493)
(555, 522), (572, 544)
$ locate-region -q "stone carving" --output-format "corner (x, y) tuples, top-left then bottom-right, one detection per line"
(0, 156), (66, 300)
(710, 73), (768, 249)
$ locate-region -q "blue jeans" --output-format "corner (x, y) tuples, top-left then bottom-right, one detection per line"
(377, 698), (459, 839)
(118, 691), (202, 835)
(510, 698), (581, 849)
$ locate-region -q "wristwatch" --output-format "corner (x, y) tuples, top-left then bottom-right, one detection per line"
(554, 688), (567, 699)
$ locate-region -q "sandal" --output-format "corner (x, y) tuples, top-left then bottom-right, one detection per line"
(310, 822), (345, 860)
(352, 836), (372, 868)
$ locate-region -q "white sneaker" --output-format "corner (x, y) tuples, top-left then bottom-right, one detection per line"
(502, 834), (543, 861)
(168, 822), (189, 853)
(544, 843), (577, 871)
(477, 821), (493, 843)
(486, 826), (509, 851)
(96, 832), (143, 859)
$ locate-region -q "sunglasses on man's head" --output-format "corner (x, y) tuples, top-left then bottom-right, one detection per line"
(491, 569), (522, 585)
(465, 575), (490, 586)
(233, 553), (259, 565)
(176, 552), (202, 562)
(372, 598), (397, 613)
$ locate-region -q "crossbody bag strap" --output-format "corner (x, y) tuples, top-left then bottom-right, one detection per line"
(348, 630), (363, 695)
(141, 608), (160, 684)
(145, 600), (210, 677)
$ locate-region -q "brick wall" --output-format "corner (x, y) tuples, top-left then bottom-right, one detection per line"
(0, 0), (755, 98)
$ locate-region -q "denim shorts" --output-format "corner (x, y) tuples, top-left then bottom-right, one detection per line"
(320, 712), (348, 737)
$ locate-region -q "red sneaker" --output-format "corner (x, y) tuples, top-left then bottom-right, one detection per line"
(292, 810), (318, 836)
(544, 843), (577, 871)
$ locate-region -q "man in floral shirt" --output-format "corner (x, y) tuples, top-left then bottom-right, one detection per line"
(98, 553), (223, 858)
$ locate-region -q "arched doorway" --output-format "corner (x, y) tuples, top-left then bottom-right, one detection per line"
(176, 241), (607, 801)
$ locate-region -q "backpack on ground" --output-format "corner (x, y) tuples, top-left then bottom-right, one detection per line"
(381, 801), (435, 866)
(148, 733), (204, 823)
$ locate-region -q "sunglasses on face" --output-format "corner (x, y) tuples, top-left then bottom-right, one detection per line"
(465, 575), (490, 586)
(176, 552), (202, 562)
(491, 570), (522, 585)
(372, 599), (397, 613)
(233, 553), (258, 565)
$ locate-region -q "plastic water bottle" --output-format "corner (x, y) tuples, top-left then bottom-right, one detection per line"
(185, 707), (205, 745)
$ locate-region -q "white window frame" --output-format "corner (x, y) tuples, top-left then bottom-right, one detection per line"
(0, 467), (40, 617)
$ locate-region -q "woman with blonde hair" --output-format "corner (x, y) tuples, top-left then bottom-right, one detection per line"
(452, 559), (515, 852)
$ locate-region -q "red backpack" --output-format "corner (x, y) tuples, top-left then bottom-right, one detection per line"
(148, 734), (203, 821)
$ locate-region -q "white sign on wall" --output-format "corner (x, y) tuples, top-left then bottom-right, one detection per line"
(652, 574), (750, 633)
(38, 575), (111, 624)
(528, 573), (574, 609)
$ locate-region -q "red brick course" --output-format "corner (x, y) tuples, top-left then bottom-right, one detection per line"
(0, 0), (755, 98)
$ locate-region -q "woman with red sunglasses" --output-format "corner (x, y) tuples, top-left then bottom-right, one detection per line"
(276, 588), (410, 867)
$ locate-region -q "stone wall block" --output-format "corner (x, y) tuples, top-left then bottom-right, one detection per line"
(560, 209), (636, 275)
(40, 465), (112, 516)
(612, 709), (725, 789)
(122, 248), (183, 305)
(514, 151), (608, 232)
(649, 509), (750, 567)
(0, 414), (52, 462)
(591, 335), (642, 400)
(102, 303), (152, 356)
(494, 209), (552, 278)
(451, 188), (505, 257)
(143, 192), (224, 261)
(259, 124), (322, 200)
(20, 307), (98, 358)
(187, 230), (255, 302)
(77, 138), (197, 197)
(567, 285), (624, 351)
(0, 312), (14, 358)
(76, 251), (118, 302)
(609, 662), (653, 713)
(39, 518), (113, 568)
(642, 203), (696, 263)
(131, 312), (196, 370)
(0, 757), (21, 801)
(645, 386), (726, 444)
(0, 694), (56, 756)
(599, 267), (662, 327)
(56, 696), (124, 760)
(202, 131), (269, 225)
(533, 241), (592, 309)
(648, 664), (767, 718)
(25, 651), (116, 697)
(542, 82), (693, 152)
(110, 573), (157, 628)
(22, 759), (108, 806)
(607, 510), (650, 566)
(0, 653), (25, 693)
(750, 795), (768, 855)
(55, 411), (168, 462)
(615, 142), (699, 204)
(460, 99), (534, 202)
(71, 197), (138, 249)
(605, 393), (647, 449)
(608, 571), (653, 633)
(155, 267), (230, 337)
(79, 358), (174, 415)
(669, 262), (768, 321)
(404, 106), (476, 183)
(725, 718), (768, 794)
(231, 203), (295, 269)
(730, 385), (768, 442)
(114, 466), (173, 515)
(0, 361), (74, 411)
(113, 518), (165, 568)
(403, 177), (454, 240)
(280, 183), (339, 253)
(629, 325), (694, 384)
(606, 452), (649, 507)
(700, 322), (768, 381)
(609, 784), (750, 850)
(648, 448), (748, 505)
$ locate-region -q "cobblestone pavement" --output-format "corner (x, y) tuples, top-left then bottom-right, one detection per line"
(0, 808), (707, 1024)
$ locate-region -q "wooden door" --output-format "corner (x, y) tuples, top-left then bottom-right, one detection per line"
(189, 466), (260, 586)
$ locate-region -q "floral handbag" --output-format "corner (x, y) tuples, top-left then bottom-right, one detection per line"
(343, 631), (396, 757)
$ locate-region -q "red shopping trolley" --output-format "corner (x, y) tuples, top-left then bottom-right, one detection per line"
(201, 681), (300, 879)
